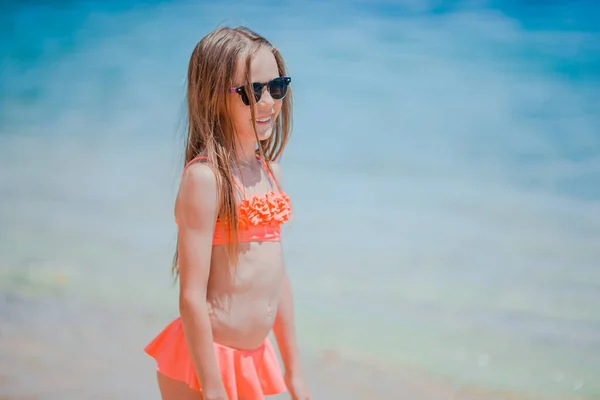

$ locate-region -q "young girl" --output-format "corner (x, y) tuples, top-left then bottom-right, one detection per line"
(144, 26), (310, 400)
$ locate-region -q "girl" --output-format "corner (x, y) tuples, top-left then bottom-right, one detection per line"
(144, 26), (310, 400)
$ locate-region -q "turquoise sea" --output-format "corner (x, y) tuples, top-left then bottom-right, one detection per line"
(2, 1), (599, 399)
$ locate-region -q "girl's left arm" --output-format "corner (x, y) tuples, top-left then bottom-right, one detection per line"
(269, 161), (304, 376)
(274, 259), (311, 400)
(269, 163), (310, 400)
(273, 267), (303, 376)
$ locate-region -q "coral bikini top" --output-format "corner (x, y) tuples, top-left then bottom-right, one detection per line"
(182, 155), (292, 245)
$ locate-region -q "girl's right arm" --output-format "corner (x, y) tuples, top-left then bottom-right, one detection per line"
(174, 163), (227, 399)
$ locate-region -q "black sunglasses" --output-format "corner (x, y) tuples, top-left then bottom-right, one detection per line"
(230, 76), (291, 106)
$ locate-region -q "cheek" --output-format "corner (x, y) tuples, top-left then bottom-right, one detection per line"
(274, 101), (283, 117)
(231, 104), (251, 129)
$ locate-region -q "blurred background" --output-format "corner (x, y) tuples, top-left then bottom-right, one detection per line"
(1, 0), (599, 399)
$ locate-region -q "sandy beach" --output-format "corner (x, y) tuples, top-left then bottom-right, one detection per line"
(0, 289), (587, 400)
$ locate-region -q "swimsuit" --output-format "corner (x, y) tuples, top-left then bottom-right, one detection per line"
(173, 154), (292, 245)
(145, 319), (286, 400)
(144, 154), (291, 400)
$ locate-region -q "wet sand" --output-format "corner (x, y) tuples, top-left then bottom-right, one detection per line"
(0, 291), (587, 400)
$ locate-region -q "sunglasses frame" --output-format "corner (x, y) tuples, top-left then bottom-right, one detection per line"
(229, 76), (292, 106)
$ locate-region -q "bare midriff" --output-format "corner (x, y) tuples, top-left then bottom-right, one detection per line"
(205, 241), (285, 350)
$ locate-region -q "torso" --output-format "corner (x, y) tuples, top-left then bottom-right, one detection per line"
(189, 156), (290, 350)
(207, 241), (284, 350)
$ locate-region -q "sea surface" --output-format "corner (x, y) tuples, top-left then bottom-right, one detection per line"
(1, 0), (600, 399)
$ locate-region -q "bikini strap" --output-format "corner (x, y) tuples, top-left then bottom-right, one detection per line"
(182, 155), (208, 176)
(182, 155), (245, 196)
(256, 154), (281, 193)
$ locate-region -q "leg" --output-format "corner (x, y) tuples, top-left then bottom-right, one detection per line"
(157, 371), (204, 400)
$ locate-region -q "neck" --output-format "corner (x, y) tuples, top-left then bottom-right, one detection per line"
(235, 137), (258, 164)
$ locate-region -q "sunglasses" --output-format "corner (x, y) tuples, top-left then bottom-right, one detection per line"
(230, 76), (291, 106)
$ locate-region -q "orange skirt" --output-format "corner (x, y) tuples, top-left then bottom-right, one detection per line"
(144, 317), (287, 400)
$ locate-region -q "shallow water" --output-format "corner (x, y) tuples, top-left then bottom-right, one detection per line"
(2, 0), (600, 399)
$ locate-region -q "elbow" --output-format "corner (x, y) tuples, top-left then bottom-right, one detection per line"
(179, 289), (207, 316)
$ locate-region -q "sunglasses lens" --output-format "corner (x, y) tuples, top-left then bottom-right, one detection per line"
(269, 77), (288, 100)
(239, 90), (251, 106)
(252, 82), (264, 103)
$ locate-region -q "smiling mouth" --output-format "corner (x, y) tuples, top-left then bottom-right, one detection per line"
(255, 116), (272, 124)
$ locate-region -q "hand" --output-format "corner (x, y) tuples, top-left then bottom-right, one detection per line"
(202, 391), (228, 400)
(285, 373), (310, 400)
(202, 385), (229, 400)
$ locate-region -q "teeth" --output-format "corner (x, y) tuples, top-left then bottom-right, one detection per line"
(256, 116), (271, 122)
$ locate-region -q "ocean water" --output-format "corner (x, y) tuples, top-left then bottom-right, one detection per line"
(1, 0), (600, 399)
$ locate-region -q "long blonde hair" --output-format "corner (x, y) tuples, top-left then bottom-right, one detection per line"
(172, 26), (293, 278)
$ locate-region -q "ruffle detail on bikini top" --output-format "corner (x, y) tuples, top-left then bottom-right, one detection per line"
(234, 191), (292, 229)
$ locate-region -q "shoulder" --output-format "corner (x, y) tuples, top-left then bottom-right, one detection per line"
(181, 161), (217, 189)
(175, 162), (219, 227)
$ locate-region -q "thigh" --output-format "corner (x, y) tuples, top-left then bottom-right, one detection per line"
(157, 371), (204, 400)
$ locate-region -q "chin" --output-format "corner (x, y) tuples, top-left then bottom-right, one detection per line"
(256, 127), (273, 142)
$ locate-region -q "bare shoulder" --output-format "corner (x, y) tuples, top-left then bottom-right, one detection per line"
(181, 162), (217, 189)
(175, 162), (219, 229)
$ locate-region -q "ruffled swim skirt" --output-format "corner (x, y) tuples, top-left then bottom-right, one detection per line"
(144, 317), (287, 400)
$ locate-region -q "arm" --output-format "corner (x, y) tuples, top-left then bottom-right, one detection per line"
(175, 164), (226, 398)
(269, 162), (303, 377)
(273, 268), (304, 376)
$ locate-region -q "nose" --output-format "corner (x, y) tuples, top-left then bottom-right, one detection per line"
(258, 86), (275, 109)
